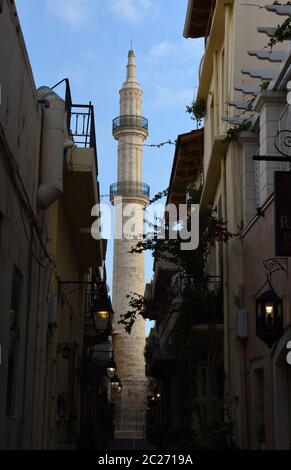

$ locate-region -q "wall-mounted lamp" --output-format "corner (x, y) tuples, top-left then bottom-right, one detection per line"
(58, 279), (115, 345)
(255, 258), (286, 348)
(106, 358), (117, 379)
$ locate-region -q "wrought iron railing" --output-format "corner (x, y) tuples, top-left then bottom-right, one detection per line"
(52, 79), (98, 168)
(54, 79), (98, 171)
(68, 103), (98, 171)
(112, 115), (148, 133)
(110, 181), (150, 198)
(171, 272), (223, 325)
(84, 283), (94, 319)
(191, 293), (223, 325)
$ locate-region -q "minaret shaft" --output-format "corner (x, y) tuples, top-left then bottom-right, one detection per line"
(111, 50), (149, 439)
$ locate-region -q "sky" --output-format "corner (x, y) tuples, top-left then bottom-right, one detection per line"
(15, 0), (204, 329)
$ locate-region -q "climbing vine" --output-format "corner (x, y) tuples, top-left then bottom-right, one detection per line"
(260, 80), (270, 91)
(118, 183), (237, 448)
(223, 121), (251, 143)
(186, 99), (206, 127)
(268, 2), (291, 49)
(118, 187), (235, 331)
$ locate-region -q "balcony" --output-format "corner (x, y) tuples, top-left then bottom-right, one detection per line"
(145, 336), (174, 379)
(110, 181), (150, 199)
(62, 102), (103, 267)
(171, 273), (223, 327)
(112, 115), (149, 137)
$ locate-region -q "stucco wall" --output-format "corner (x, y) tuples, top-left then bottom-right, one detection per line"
(0, 0), (42, 449)
(242, 200), (291, 449)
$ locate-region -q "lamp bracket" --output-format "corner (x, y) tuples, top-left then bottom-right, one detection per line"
(254, 258), (288, 298)
(263, 257), (288, 277)
(253, 130), (291, 163)
(58, 279), (108, 296)
(274, 130), (291, 160)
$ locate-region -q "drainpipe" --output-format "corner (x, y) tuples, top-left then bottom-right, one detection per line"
(20, 222), (35, 448)
(221, 156), (231, 414)
(37, 87), (66, 210)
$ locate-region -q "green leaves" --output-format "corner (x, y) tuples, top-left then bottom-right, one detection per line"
(119, 186), (237, 334)
(186, 99), (206, 127)
(223, 121), (251, 143)
(268, 16), (291, 48)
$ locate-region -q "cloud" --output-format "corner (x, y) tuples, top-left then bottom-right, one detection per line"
(109, 0), (153, 23)
(150, 41), (173, 58)
(45, 0), (92, 30)
(152, 85), (194, 110)
(149, 39), (203, 62)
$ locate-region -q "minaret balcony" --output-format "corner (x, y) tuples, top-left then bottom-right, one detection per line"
(112, 115), (148, 137)
(110, 181), (150, 200)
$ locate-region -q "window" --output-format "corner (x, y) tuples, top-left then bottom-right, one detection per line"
(6, 266), (23, 416)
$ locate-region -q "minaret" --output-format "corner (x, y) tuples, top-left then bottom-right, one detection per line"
(110, 50), (149, 439)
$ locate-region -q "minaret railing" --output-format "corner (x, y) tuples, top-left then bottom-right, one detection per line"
(110, 181), (150, 199)
(113, 115), (148, 133)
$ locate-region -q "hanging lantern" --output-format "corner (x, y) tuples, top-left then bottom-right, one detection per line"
(91, 283), (114, 334)
(106, 358), (117, 378)
(111, 374), (120, 390)
(256, 288), (283, 348)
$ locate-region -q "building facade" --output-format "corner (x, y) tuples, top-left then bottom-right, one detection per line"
(111, 50), (148, 439)
(0, 0), (108, 449)
(144, 130), (225, 449)
(183, 0), (291, 449)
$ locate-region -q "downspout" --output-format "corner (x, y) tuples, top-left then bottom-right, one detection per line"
(37, 87), (66, 210)
(221, 156), (230, 414)
(20, 222), (35, 449)
(222, 3), (231, 416)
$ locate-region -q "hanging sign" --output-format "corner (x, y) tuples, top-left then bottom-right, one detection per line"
(275, 171), (291, 256)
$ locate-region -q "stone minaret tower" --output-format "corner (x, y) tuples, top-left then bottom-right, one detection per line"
(110, 49), (149, 439)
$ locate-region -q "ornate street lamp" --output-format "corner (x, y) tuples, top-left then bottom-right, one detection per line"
(106, 358), (117, 378)
(58, 279), (114, 345)
(92, 283), (114, 334)
(256, 286), (283, 349)
(254, 258), (287, 349)
(111, 374), (121, 390)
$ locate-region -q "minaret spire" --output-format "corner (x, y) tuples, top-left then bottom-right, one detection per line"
(110, 50), (149, 439)
(122, 48), (140, 89)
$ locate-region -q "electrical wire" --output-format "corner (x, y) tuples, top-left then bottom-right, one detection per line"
(117, 138), (176, 149)
(19, 206), (53, 271)
(0, 121), (53, 263)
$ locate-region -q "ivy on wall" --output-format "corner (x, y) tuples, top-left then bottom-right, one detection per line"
(186, 99), (206, 128)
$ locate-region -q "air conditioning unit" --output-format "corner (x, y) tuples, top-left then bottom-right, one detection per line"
(236, 309), (248, 338)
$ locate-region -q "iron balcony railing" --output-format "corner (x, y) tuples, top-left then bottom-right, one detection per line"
(52, 79), (98, 170)
(53, 79), (98, 172)
(110, 181), (150, 199)
(68, 103), (98, 172)
(171, 273), (223, 325)
(112, 115), (148, 133)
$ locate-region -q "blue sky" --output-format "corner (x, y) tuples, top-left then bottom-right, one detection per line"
(15, 0), (203, 322)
